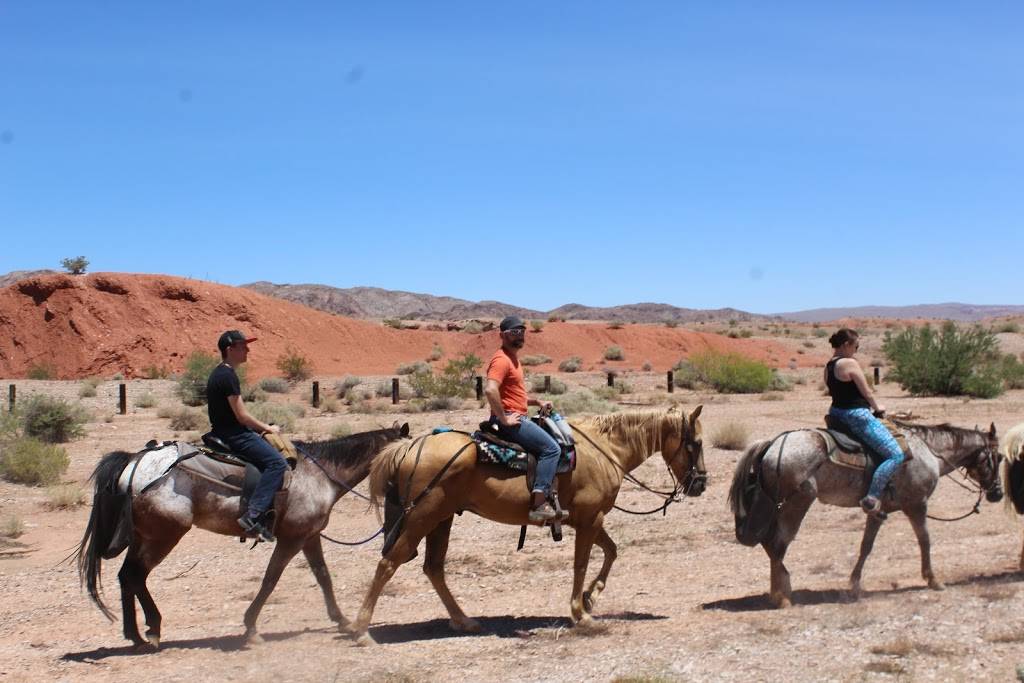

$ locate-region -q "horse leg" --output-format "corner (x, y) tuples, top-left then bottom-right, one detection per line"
(301, 535), (349, 632)
(848, 513), (884, 599)
(763, 495), (813, 608)
(905, 502), (943, 590)
(570, 520), (601, 627)
(118, 550), (145, 647)
(351, 523), (425, 646)
(242, 537), (305, 643)
(582, 526), (616, 615)
(1019, 530), (1024, 572)
(119, 535), (182, 649)
(422, 516), (479, 633)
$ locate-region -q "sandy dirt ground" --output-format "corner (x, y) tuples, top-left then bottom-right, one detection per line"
(1, 370), (1024, 683)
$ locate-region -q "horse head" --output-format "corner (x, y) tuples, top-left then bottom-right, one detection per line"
(662, 404), (706, 496)
(966, 422), (1003, 503)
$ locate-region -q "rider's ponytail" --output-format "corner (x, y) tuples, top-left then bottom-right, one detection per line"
(829, 328), (859, 349)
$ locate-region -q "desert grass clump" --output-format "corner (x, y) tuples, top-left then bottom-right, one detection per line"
(711, 421), (750, 450)
(335, 376), (362, 396)
(330, 422), (353, 439)
(531, 376), (567, 395)
(382, 318), (404, 329)
(672, 360), (702, 389)
(320, 397), (340, 413)
(26, 362), (57, 380)
(79, 378), (101, 398)
(276, 347), (313, 383)
(241, 385), (268, 403)
(133, 390), (157, 409)
(760, 391), (785, 401)
(141, 364), (171, 379)
(44, 483), (86, 510)
(0, 438), (69, 485)
(553, 391), (617, 417)
(607, 321), (623, 330)
(20, 395), (88, 443)
(521, 354), (551, 367)
(993, 321), (1020, 334)
(177, 351), (221, 406)
(259, 377), (290, 394)
(690, 350), (772, 393)
(462, 321), (484, 334)
(604, 346), (624, 361)
(168, 407), (209, 432)
(427, 344), (444, 362)
(529, 320), (545, 333)
(396, 360), (430, 376)
(641, 361), (652, 371)
(558, 356), (582, 373)
(1, 514), (25, 539)
(249, 402), (304, 433)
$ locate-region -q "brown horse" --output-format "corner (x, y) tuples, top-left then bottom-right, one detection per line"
(349, 406), (705, 644)
(75, 423), (409, 648)
(1000, 421), (1024, 569)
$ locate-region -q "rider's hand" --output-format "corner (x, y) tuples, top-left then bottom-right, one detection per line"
(502, 414), (520, 429)
(265, 424), (282, 435)
(538, 400), (553, 416)
(873, 405), (886, 418)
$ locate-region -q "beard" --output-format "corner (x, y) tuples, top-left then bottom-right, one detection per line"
(510, 338), (525, 349)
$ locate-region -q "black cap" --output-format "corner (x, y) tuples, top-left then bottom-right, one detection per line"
(218, 330), (257, 352)
(499, 315), (526, 332)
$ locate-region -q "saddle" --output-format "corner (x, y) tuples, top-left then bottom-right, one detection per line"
(818, 416), (912, 471)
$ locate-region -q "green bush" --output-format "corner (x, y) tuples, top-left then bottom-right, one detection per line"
(558, 356), (582, 373)
(396, 360), (430, 375)
(672, 360), (702, 389)
(553, 390), (617, 417)
(1, 514), (24, 538)
(883, 323), (1003, 397)
(769, 372), (794, 392)
(60, 255), (89, 274)
(0, 437), (69, 485)
(248, 402), (304, 433)
(177, 351), (221, 406)
(604, 346), (624, 361)
(141, 365), (170, 379)
(134, 390), (157, 408)
(20, 395), (88, 442)
(78, 378), (100, 398)
(168, 407), (208, 432)
(330, 422), (352, 439)
(530, 320), (545, 333)
(531, 376), (567, 395)
(993, 321), (1020, 334)
(335, 376), (362, 397)
(276, 347), (313, 382)
(690, 350), (773, 393)
(27, 362), (57, 380)
(999, 354), (1024, 390)
(813, 328), (828, 338)
(521, 354), (551, 366)
(408, 353), (481, 399)
(382, 318), (404, 329)
(259, 377), (290, 393)
(241, 385), (268, 403)
(427, 344), (444, 362)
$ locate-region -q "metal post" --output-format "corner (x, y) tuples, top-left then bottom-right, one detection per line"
(667, 370), (674, 393)
(119, 383), (127, 415)
(475, 376), (483, 401)
(7, 384), (14, 413)
(544, 375), (551, 393)
(312, 381), (320, 408)
(873, 367), (880, 384)
(607, 372), (615, 387)
(392, 378), (399, 405)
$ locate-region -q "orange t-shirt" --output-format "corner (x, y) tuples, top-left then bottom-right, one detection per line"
(487, 348), (528, 416)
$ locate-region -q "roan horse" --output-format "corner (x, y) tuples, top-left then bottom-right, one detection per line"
(729, 421), (1002, 607)
(348, 406), (706, 644)
(75, 423), (409, 648)
(999, 421), (1024, 569)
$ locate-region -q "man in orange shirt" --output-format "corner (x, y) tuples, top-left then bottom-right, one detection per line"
(484, 316), (562, 522)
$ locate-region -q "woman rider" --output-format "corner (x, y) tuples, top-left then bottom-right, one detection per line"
(826, 328), (905, 515)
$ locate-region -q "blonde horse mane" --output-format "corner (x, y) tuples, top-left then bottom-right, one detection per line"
(1000, 421), (1024, 518)
(584, 408), (684, 456)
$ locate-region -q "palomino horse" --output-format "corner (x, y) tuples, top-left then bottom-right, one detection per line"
(76, 423), (409, 648)
(999, 421), (1024, 569)
(729, 421), (1002, 607)
(348, 406), (706, 644)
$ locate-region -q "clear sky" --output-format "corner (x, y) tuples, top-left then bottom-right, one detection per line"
(1, 2), (1021, 314)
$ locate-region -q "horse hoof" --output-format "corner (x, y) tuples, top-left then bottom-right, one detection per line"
(354, 632), (376, 647)
(245, 632), (265, 646)
(583, 592), (595, 613)
(769, 594), (792, 609)
(575, 613), (595, 629)
(450, 617), (481, 633)
(147, 635), (160, 650)
(928, 580), (945, 591)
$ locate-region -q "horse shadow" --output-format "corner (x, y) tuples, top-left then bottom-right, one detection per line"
(701, 569), (1024, 612)
(60, 627), (329, 662)
(362, 610), (666, 645)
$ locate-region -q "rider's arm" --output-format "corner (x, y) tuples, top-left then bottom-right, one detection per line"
(227, 395), (281, 434)
(484, 379), (518, 427)
(837, 359), (883, 413)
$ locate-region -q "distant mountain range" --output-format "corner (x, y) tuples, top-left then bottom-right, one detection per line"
(774, 303), (1024, 323)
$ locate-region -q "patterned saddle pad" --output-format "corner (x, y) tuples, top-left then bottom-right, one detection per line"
(470, 431), (575, 474)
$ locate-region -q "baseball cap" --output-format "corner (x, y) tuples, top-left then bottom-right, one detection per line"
(499, 315), (527, 332)
(218, 330), (257, 352)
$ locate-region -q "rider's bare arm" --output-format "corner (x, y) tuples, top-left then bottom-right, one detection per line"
(836, 358), (883, 413)
(227, 395), (281, 434)
(484, 379), (518, 427)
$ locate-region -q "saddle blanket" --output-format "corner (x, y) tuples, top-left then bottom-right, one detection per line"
(471, 432), (575, 474)
(117, 442), (199, 495)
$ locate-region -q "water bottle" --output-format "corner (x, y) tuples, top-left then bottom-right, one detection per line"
(552, 411), (574, 444)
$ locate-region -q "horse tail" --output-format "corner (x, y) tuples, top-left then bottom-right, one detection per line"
(369, 440), (412, 512)
(728, 439), (772, 517)
(75, 450), (135, 622)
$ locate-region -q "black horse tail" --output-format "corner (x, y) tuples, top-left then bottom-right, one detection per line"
(75, 450), (135, 622)
(728, 439), (772, 517)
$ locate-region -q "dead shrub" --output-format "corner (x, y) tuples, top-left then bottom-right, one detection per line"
(711, 421), (749, 450)
(44, 483), (86, 510)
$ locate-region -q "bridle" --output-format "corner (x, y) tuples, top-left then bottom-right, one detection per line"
(927, 442), (1002, 522)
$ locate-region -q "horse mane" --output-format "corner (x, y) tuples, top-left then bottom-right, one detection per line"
(1000, 422), (1024, 462)
(891, 419), (986, 453)
(584, 409), (681, 455)
(295, 426), (398, 468)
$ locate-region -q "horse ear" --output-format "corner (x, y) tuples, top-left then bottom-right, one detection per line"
(990, 422), (997, 438)
(401, 422), (410, 437)
(690, 404), (703, 421)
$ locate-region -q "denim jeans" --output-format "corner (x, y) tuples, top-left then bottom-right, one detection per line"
(223, 430), (288, 519)
(493, 415), (562, 496)
(829, 407), (906, 499)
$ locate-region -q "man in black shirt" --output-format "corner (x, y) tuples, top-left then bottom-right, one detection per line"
(207, 330), (286, 542)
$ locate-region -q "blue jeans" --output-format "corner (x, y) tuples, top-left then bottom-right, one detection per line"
(829, 407), (906, 499)
(493, 415), (561, 496)
(222, 430), (287, 519)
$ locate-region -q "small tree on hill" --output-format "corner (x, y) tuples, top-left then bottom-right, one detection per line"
(60, 256), (89, 275)
(883, 322), (1002, 397)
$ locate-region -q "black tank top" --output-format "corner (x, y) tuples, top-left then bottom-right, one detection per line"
(826, 357), (870, 409)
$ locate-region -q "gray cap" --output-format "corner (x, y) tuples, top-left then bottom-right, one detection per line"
(499, 315), (526, 332)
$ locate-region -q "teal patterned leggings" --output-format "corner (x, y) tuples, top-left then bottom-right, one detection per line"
(829, 407), (906, 499)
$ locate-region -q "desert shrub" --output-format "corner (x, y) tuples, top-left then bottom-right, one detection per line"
(462, 321), (484, 334)
(44, 483), (86, 510)
(1, 514), (24, 538)
(382, 318), (404, 329)
(156, 404), (175, 419)
(690, 350), (773, 393)
(883, 322), (1003, 397)
(344, 385), (373, 404)
(604, 346), (624, 361)
(641, 361), (652, 371)
(672, 360), (702, 389)
(521, 354), (551, 366)
(769, 372), (794, 392)
(727, 331), (740, 339)
(259, 377), (290, 393)
(802, 341), (815, 348)
(375, 380), (412, 400)
(0, 411), (19, 443)
(335, 376), (362, 396)
(739, 329), (753, 338)
(427, 344), (444, 362)
(607, 321), (623, 330)
(168, 407), (208, 432)
(993, 321), (1020, 334)
(78, 378), (100, 398)
(530, 320), (545, 333)
(330, 422), (352, 439)
(141, 365), (170, 379)
(558, 356), (582, 373)
(397, 360), (430, 375)
(348, 397), (383, 414)
(20, 395), (88, 443)
(424, 396), (462, 411)
(27, 362), (57, 380)
(998, 354), (1024, 390)
(0, 437), (69, 485)
(531, 376), (567, 395)
(134, 390), (157, 408)
(760, 391), (785, 401)
(408, 353), (481, 399)
(241, 385), (268, 403)
(60, 255), (89, 274)
(812, 328), (828, 338)
(320, 397), (340, 413)
(711, 421), (750, 450)
(248, 402), (304, 433)
(553, 391), (617, 417)
(664, 320), (678, 328)
(177, 351), (220, 406)
(547, 315), (564, 323)
(276, 347), (313, 382)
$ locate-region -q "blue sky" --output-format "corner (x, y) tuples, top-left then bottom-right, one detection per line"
(1, 2), (1021, 313)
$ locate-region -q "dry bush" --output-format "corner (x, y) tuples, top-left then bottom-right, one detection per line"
(249, 402), (304, 432)
(78, 378), (100, 398)
(1, 514), (25, 538)
(335, 376), (362, 396)
(641, 361), (652, 371)
(604, 345), (624, 361)
(427, 344), (444, 361)
(259, 377), (290, 393)
(134, 390), (157, 408)
(869, 637), (913, 656)
(711, 421), (750, 450)
(462, 321), (484, 334)
(320, 397), (340, 413)
(168, 407), (208, 432)
(863, 661), (905, 675)
(330, 422), (352, 439)
(396, 361), (430, 375)
(0, 438), (69, 485)
(521, 354), (551, 366)
(559, 356), (582, 373)
(156, 404), (175, 419)
(44, 483), (86, 510)
(760, 391), (785, 401)
(984, 628), (1024, 643)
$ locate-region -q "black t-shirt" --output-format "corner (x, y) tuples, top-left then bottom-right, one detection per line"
(207, 364), (246, 437)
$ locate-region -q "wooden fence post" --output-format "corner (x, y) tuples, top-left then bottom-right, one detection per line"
(667, 370), (674, 393)
(312, 381), (320, 408)
(392, 378), (400, 405)
(607, 372), (615, 387)
(873, 367), (880, 385)
(475, 376), (483, 401)
(544, 375), (551, 393)
(119, 383), (127, 415)
(7, 384), (14, 413)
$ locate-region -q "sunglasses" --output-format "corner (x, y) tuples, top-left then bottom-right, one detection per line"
(503, 328), (526, 336)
